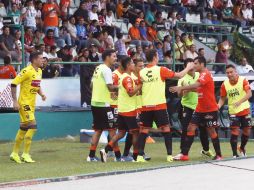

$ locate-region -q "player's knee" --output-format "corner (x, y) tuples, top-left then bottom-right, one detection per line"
(160, 125), (170, 133)
(230, 126), (240, 136)
(242, 127), (251, 136)
(140, 128), (149, 134)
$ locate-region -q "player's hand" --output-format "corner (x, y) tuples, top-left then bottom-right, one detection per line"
(169, 86), (181, 93)
(41, 95), (47, 101)
(111, 92), (118, 100)
(233, 101), (241, 108)
(13, 100), (20, 110)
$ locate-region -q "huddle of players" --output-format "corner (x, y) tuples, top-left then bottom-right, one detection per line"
(8, 49), (252, 164)
(88, 49), (253, 163)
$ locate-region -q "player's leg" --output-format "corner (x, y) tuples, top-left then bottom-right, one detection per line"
(155, 109), (173, 162)
(131, 130), (139, 161)
(239, 116), (252, 157)
(175, 106), (193, 160)
(199, 125), (214, 158)
(229, 115), (240, 157)
(123, 133), (133, 157)
(136, 111), (153, 162)
(205, 112), (222, 160)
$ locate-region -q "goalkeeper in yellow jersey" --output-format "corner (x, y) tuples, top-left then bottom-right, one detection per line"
(10, 52), (46, 163)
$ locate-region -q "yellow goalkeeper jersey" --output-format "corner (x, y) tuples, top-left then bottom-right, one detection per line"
(12, 65), (42, 106)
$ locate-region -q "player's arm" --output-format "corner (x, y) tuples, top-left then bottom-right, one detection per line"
(218, 83), (227, 109)
(173, 62), (195, 79)
(38, 87), (47, 101)
(123, 77), (142, 97)
(170, 81), (201, 94)
(234, 80), (252, 108)
(102, 67), (118, 92)
(10, 69), (29, 110)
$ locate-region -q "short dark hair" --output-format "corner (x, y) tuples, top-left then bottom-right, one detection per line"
(146, 49), (157, 62)
(116, 32), (123, 39)
(194, 56), (206, 67)
(47, 29), (54, 34)
(184, 58), (194, 67)
(92, 4), (98, 9)
(133, 58), (143, 65)
(198, 48), (204, 52)
(102, 49), (115, 61)
(4, 56), (11, 65)
(121, 56), (132, 70)
(30, 51), (42, 62)
(2, 25), (10, 31)
(226, 64), (236, 70)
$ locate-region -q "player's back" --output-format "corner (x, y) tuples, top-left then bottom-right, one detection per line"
(12, 65), (42, 106)
(195, 69), (217, 113)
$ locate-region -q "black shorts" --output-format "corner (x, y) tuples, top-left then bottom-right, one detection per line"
(91, 106), (115, 131)
(229, 114), (252, 128)
(111, 107), (118, 128)
(140, 109), (170, 128)
(117, 115), (139, 133)
(190, 111), (218, 128)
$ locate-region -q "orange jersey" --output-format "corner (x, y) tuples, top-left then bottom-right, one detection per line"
(42, 3), (59, 27)
(0, 65), (17, 79)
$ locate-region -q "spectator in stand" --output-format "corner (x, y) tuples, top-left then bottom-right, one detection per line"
(212, 14), (221, 25)
(101, 30), (114, 49)
(139, 20), (152, 46)
(57, 45), (74, 76)
(0, 56), (17, 79)
(174, 35), (185, 62)
(215, 42), (228, 74)
(33, 30), (44, 46)
(35, 0), (43, 31)
(73, 1), (89, 24)
(164, 50), (172, 66)
(21, 0), (37, 31)
(7, 3), (21, 25)
(43, 45), (51, 58)
(48, 45), (62, 62)
(136, 11), (145, 24)
(60, 0), (71, 19)
(105, 9), (118, 37)
(42, 57), (60, 78)
(233, 1), (246, 27)
(114, 32), (131, 60)
(58, 19), (72, 47)
(236, 57), (254, 74)
(0, 26), (21, 62)
(163, 35), (171, 54)
(98, 8), (107, 26)
(89, 43), (101, 63)
(181, 33), (188, 48)
(155, 11), (164, 24)
(133, 45), (146, 61)
(86, 31), (102, 51)
(76, 17), (88, 51)
(185, 33), (195, 48)
(42, 0), (60, 38)
(147, 21), (161, 43)
(67, 16), (78, 45)
(242, 3), (254, 25)
(43, 29), (56, 47)
(202, 12), (215, 32)
(156, 42), (164, 62)
(128, 20), (142, 46)
(88, 19), (102, 34)
(145, 6), (156, 26)
(183, 44), (198, 60)
(116, 0), (124, 18)
(168, 11), (178, 29)
(24, 27), (35, 63)
(89, 4), (99, 22)
(14, 30), (22, 51)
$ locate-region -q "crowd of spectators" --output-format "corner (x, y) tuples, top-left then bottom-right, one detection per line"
(0, 0), (254, 79)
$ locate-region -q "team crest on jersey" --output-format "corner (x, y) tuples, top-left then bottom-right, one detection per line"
(31, 80), (41, 87)
(228, 88), (240, 97)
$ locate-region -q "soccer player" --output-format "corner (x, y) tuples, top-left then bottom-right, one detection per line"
(136, 49), (194, 163)
(87, 49), (120, 162)
(170, 57), (222, 161)
(100, 56), (142, 162)
(10, 51), (46, 163)
(174, 58), (214, 160)
(218, 64), (252, 158)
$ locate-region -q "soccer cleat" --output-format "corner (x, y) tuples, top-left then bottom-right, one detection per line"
(114, 157), (124, 162)
(86, 156), (100, 162)
(121, 156), (134, 162)
(238, 146), (247, 157)
(212, 155), (223, 161)
(136, 155), (147, 163)
(10, 153), (23, 164)
(100, 149), (107, 163)
(173, 153), (183, 160)
(167, 155), (174, 162)
(143, 154), (151, 161)
(233, 155), (240, 159)
(179, 155), (189, 161)
(21, 153), (35, 163)
(201, 150), (215, 158)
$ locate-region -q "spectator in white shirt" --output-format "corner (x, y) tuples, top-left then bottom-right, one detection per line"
(183, 44), (198, 60)
(237, 57), (254, 74)
(242, 3), (254, 25)
(21, 0), (37, 31)
(89, 4), (99, 22)
(105, 9), (118, 37)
